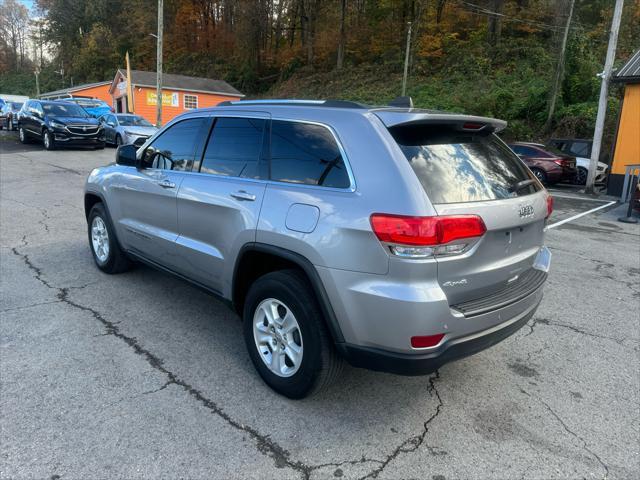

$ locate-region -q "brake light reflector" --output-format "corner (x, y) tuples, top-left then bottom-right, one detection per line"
(462, 122), (484, 130)
(546, 195), (554, 219)
(411, 333), (445, 348)
(370, 214), (486, 246)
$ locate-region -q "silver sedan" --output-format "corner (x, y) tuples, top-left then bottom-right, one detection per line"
(99, 113), (157, 147)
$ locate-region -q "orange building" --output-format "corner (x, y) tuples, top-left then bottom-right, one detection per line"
(109, 69), (244, 125)
(39, 81), (113, 103)
(608, 50), (640, 196)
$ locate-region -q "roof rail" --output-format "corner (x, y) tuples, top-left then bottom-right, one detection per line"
(217, 99), (367, 109)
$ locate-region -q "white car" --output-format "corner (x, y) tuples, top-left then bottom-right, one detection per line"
(574, 157), (608, 185)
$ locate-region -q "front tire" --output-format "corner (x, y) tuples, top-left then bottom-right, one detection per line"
(243, 269), (343, 399)
(43, 130), (55, 150)
(19, 127), (29, 144)
(88, 203), (132, 274)
(115, 134), (122, 147)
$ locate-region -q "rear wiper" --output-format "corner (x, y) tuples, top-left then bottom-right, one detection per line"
(509, 179), (536, 193)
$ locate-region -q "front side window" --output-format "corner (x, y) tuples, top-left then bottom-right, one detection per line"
(184, 94), (198, 110)
(270, 120), (350, 188)
(141, 117), (209, 171)
(391, 125), (539, 204)
(200, 117), (266, 178)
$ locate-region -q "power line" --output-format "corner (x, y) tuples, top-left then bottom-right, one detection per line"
(454, 0), (577, 33)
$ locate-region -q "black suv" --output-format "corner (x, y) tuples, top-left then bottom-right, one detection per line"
(18, 100), (105, 150)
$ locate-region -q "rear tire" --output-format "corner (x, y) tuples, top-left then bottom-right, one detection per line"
(243, 269), (343, 399)
(531, 168), (547, 185)
(88, 203), (132, 274)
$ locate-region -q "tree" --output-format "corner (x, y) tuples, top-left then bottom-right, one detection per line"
(0, 0), (30, 72)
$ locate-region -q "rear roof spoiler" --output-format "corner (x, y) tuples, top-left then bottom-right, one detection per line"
(374, 110), (507, 133)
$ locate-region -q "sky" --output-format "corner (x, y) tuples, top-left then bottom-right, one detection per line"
(19, 0), (35, 11)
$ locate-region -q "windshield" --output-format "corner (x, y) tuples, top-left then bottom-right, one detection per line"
(43, 103), (89, 117)
(390, 124), (540, 204)
(117, 115), (153, 127)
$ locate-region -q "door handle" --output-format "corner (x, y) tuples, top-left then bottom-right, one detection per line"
(230, 190), (256, 201)
(158, 180), (176, 189)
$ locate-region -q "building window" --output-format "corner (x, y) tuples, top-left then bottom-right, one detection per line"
(184, 94), (198, 110)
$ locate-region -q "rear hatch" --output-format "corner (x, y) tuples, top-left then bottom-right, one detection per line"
(377, 111), (548, 306)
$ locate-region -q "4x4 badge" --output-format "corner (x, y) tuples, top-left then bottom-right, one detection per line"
(519, 204), (534, 217)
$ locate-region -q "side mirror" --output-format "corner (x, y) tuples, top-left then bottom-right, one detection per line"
(116, 144), (138, 167)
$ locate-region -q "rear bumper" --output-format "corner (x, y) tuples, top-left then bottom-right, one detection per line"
(337, 292), (541, 375)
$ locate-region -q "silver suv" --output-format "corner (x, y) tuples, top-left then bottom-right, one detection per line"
(84, 99), (552, 398)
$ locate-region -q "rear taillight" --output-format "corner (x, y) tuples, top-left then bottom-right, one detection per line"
(370, 214), (486, 258)
(546, 195), (554, 219)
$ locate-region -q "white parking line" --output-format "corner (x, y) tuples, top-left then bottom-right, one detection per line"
(546, 200), (618, 230)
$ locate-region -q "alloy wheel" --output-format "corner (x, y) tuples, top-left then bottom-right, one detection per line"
(43, 131), (50, 149)
(253, 298), (304, 377)
(91, 216), (110, 263)
(575, 167), (587, 185)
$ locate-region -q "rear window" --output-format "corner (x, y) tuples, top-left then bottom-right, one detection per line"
(390, 125), (539, 204)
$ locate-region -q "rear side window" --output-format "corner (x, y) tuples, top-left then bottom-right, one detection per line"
(270, 120), (350, 189)
(142, 117), (210, 171)
(568, 141), (590, 157)
(390, 125), (539, 204)
(200, 117), (266, 178)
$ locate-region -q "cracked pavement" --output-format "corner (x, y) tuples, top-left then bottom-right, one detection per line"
(1, 132), (639, 479)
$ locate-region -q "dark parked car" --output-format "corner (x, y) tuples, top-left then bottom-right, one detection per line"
(509, 142), (577, 185)
(0, 102), (23, 131)
(18, 100), (105, 150)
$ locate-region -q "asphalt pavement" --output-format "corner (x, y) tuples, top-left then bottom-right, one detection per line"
(1, 129), (638, 479)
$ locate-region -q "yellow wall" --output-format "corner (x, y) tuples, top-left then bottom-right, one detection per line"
(612, 84), (640, 175)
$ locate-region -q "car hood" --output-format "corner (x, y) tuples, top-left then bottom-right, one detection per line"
(48, 116), (99, 125)
(121, 126), (157, 136)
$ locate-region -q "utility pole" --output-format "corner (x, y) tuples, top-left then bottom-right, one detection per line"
(156, 0), (164, 127)
(545, 0), (575, 131)
(402, 22), (412, 97)
(586, 0), (624, 194)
